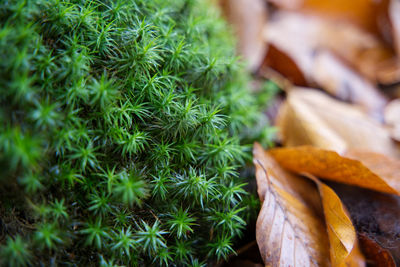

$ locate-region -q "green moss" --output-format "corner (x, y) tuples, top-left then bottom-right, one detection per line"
(0, 0), (272, 265)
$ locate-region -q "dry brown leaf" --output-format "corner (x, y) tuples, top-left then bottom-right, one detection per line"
(358, 233), (396, 267)
(220, 0), (267, 71)
(276, 89), (399, 158)
(305, 174), (365, 267)
(254, 143), (365, 266)
(268, 146), (400, 195)
(262, 44), (307, 86)
(253, 143), (330, 266)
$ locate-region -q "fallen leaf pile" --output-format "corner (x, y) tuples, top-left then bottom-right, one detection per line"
(254, 144), (363, 266)
(220, 0), (400, 266)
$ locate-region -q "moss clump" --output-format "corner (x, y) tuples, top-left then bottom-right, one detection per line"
(0, 0), (273, 265)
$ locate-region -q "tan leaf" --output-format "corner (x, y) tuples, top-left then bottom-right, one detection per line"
(220, 0), (267, 71)
(276, 89), (399, 158)
(253, 143), (330, 266)
(268, 146), (400, 195)
(358, 233), (396, 267)
(254, 143), (365, 266)
(305, 174), (365, 267)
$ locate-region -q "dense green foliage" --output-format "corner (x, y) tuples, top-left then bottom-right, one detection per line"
(0, 0), (274, 265)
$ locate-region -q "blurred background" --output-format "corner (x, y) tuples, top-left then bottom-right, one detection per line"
(220, 0), (400, 121)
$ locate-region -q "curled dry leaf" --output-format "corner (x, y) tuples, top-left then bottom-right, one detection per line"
(220, 0), (267, 71)
(317, 179), (356, 266)
(277, 89), (399, 158)
(253, 143), (365, 266)
(306, 174), (365, 267)
(269, 146), (400, 195)
(358, 233), (396, 267)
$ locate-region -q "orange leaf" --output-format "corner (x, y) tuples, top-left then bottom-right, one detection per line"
(253, 143), (365, 266)
(306, 174), (365, 267)
(269, 146), (400, 195)
(276, 89), (399, 158)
